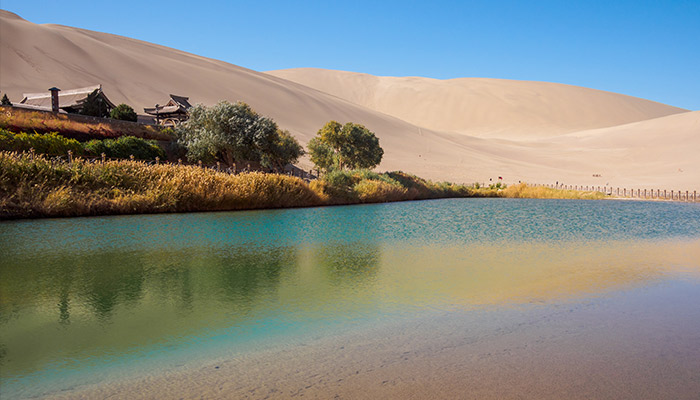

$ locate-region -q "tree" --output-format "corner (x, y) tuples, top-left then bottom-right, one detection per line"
(109, 103), (138, 122)
(308, 121), (383, 172)
(260, 129), (305, 171)
(1, 93), (11, 106)
(176, 101), (303, 170)
(80, 89), (110, 118)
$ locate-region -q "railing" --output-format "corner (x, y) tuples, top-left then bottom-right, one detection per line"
(528, 183), (699, 203)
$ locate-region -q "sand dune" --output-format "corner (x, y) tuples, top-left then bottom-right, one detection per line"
(266, 68), (687, 139)
(1, 10), (698, 190)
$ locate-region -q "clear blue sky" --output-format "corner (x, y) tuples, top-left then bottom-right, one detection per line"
(3, 0), (699, 110)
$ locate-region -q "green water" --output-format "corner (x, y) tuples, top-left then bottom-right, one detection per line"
(1, 199), (700, 398)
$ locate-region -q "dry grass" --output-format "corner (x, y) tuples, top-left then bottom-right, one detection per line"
(0, 152), (609, 219)
(0, 106), (171, 141)
(0, 151), (322, 218)
(494, 182), (607, 200)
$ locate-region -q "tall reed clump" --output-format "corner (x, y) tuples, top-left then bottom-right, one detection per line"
(495, 182), (607, 200)
(0, 151), (322, 218)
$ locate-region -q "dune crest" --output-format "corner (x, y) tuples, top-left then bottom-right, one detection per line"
(266, 68), (687, 139)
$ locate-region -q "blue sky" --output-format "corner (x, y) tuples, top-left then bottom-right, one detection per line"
(3, 0), (699, 110)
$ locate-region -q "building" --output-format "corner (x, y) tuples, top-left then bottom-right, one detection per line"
(18, 85), (116, 114)
(143, 94), (192, 126)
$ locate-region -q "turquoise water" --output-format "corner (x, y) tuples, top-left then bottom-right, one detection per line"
(1, 199), (700, 398)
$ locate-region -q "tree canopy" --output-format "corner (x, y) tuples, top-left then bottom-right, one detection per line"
(109, 104), (138, 122)
(176, 101), (303, 170)
(308, 121), (383, 171)
(79, 89), (111, 118)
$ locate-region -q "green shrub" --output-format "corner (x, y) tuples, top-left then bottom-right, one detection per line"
(109, 104), (138, 122)
(83, 136), (165, 160)
(0, 129), (83, 156)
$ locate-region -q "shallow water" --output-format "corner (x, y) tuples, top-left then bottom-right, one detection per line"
(1, 199), (700, 398)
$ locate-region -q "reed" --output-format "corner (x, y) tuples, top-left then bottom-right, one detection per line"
(0, 151), (322, 218)
(0, 152), (609, 219)
(492, 182), (606, 200)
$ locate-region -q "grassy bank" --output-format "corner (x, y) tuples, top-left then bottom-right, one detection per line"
(0, 106), (171, 141)
(0, 151), (606, 219)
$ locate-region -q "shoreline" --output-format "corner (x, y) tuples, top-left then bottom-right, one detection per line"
(2, 151), (697, 221)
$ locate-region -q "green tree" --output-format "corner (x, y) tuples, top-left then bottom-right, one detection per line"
(260, 129), (305, 171)
(1, 94), (11, 106)
(109, 104), (138, 122)
(308, 121), (383, 172)
(80, 89), (110, 118)
(176, 101), (303, 169)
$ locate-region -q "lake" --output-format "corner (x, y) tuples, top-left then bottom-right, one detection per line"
(1, 198), (700, 399)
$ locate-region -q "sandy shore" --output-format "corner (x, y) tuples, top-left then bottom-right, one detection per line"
(43, 280), (700, 400)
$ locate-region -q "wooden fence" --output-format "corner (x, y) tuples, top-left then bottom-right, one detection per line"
(529, 183), (699, 203)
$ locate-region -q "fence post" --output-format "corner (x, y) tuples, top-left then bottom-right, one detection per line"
(155, 157), (160, 165)
(101, 153), (106, 163)
(216, 161), (220, 171)
(178, 158), (182, 166)
(695, 191), (697, 202)
(686, 191), (689, 202)
(29, 148), (35, 161)
(67, 150), (73, 166)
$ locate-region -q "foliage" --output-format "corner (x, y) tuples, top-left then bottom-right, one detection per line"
(83, 136), (165, 160)
(308, 121), (383, 171)
(0, 129), (83, 156)
(0, 151), (323, 218)
(79, 89), (111, 118)
(0, 150), (610, 220)
(260, 129), (305, 171)
(1, 94), (11, 106)
(109, 104), (138, 122)
(176, 101), (303, 170)
(313, 169), (470, 204)
(307, 137), (336, 172)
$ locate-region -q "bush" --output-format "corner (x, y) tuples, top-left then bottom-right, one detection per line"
(110, 104), (138, 122)
(0, 129), (83, 156)
(83, 136), (165, 160)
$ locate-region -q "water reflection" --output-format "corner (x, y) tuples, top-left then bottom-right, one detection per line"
(320, 242), (381, 286)
(1, 199), (700, 392)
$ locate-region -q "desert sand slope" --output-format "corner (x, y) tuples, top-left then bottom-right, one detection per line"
(0, 10), (697, 190)
(267, 68), (687, 139)
(0, 10), (424, 145)
(447, 110), (700, 189)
